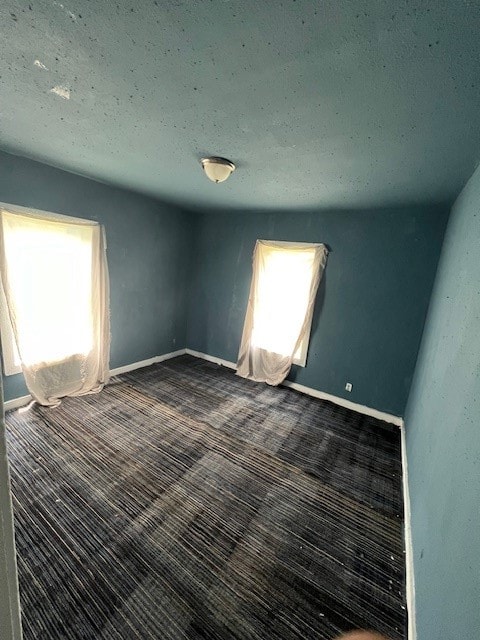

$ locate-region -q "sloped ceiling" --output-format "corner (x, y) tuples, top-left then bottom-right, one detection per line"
(1, 0), (480, 210)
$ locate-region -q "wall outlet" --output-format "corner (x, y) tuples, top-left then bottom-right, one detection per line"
(345, 382), (353, 392)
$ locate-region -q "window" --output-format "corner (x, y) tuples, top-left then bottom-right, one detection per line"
(1, 205), (109, 406)
(250, 241), (321, 367)
(237, 239), (328, 386)
(252, 242), (326, 367)
(1, 209), (95, 374)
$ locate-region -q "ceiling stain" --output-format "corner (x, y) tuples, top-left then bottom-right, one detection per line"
(53, 1), (77, 22)
(50, 86), (71, 100)
(34, 59), (49, 70)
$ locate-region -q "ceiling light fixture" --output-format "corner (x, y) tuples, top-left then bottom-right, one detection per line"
(201, 157), (235, 183)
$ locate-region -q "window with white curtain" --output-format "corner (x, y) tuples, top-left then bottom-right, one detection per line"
(250, 243), (318, 366)
(1, 214), (94, 373)
(0, 205), (109, 407)
(237, 240), (328, 386)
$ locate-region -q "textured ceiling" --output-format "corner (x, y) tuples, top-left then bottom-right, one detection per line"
(1, 0), (480, 211)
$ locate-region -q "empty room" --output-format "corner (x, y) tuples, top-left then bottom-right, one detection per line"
(0, 2), (479, 640)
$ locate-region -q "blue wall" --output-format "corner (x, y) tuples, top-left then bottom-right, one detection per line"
(405, 167), (480, 638)
(1, 149), (451, 418)
(187, 207), (449, 416)
(0, 151), (192, 401)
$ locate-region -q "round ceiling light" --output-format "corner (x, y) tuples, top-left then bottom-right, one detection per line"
(201, 157), (235, 183)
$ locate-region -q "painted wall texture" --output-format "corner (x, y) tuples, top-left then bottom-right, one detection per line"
(0, 151), (193, 401)
(404, 166), (480, 639)
(187, 207), (449, 416)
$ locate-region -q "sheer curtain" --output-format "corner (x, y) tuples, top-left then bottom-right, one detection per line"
(237, 240), (328, 385)
(0, 205), (110, 406)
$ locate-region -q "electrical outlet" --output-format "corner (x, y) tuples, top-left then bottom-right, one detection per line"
(345, 382), (352, 392)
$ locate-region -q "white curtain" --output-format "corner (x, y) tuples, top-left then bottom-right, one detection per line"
(0, 205), (110, 406)
(237, 240), (328, 385)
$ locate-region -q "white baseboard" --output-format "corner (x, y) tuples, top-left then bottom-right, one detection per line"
(3, 394), (33, 412)
(401, 423), (416, 640)
(282, 380), (404, 426)
(3, 349), (187, 411)
(109, 349), (186, 376)
(186, 349), (403, 426)
(185, 348), (236, 370)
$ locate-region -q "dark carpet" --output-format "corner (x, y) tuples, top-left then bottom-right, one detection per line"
(5, 355), (406, 640)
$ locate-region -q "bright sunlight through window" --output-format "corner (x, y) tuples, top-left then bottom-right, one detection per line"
(251, 244), (317, 365)
(1, 213), (94, 370)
